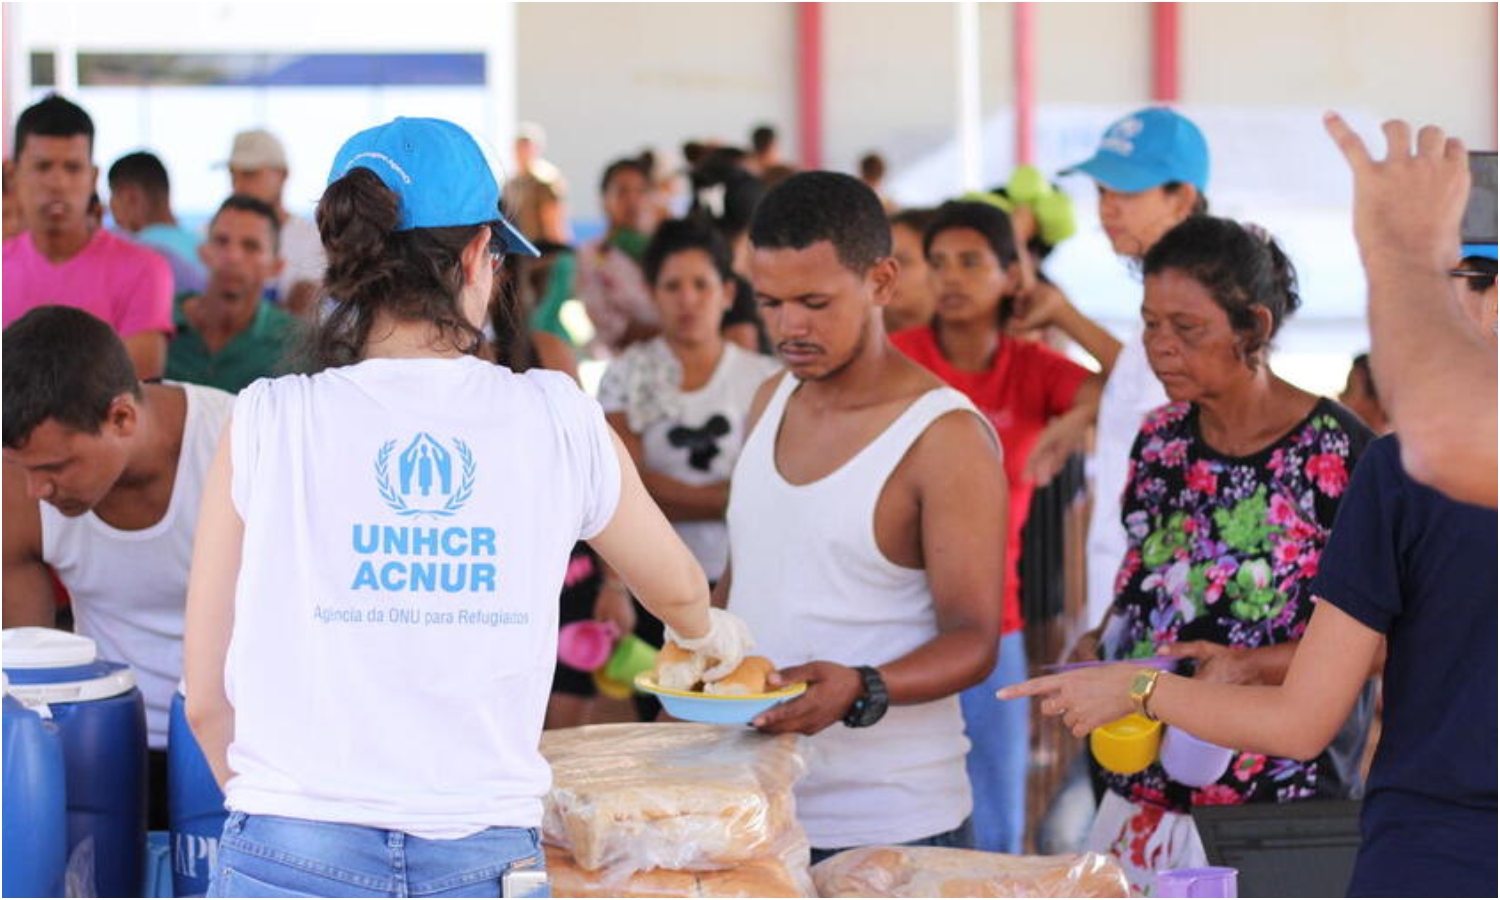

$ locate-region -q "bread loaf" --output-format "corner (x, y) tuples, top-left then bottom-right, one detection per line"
(546, 846), (807, 898)
(811, 846), (1130, 898)
(540, 723), (808, 873)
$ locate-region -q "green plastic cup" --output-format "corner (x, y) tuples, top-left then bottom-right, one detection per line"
(602, 634), (659, 685)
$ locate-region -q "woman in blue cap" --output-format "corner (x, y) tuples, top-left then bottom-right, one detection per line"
(183, 117), (751, 897)
(1036, 107), (1213, 636)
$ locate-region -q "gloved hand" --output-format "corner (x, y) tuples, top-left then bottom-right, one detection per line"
(665, 608), (755, 681)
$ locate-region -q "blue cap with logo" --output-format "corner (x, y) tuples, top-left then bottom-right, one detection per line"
(328, 117), (539, 257)
(1064, 107), (1210, 194)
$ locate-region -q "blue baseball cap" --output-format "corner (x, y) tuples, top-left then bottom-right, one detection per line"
(1461, 244), (1498, 261)
(328, 117), (539, 257)
(1063, 107), (1210, 194)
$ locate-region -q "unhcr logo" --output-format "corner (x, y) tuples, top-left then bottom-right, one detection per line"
(1100, 115), (1145, 157)
(375, 433), (476, 518)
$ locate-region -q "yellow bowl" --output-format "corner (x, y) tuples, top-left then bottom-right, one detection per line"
(1090, 713), (1163, 775)
(591, 669), (635, 700)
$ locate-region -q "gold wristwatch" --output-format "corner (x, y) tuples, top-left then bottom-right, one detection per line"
(1129, 669), (1162, 721)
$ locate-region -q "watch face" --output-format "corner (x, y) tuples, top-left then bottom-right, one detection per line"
(847, 698), (882, 728)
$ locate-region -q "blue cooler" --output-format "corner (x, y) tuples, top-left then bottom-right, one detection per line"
(3, 628), (147, 899)
(169, 691), (226, 896)
(3, 676), (69, 898)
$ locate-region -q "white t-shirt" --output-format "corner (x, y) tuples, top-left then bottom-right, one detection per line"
(41, 383), (234, 749)
(1085, 335), (1168, 626)
(597, 339), (780, 581)
(270, 213), (324, 305)
(727, 375), (980, 848)
(221, 356), (620, 837)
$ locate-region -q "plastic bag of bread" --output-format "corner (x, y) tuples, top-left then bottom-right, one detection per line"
(811, 846), (1130, 898)
(545, 845), (810, 898)
(539, 723), (808, 874)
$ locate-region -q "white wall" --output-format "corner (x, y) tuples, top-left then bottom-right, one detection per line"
(821, 3), (958, 180)
(1182, 3), (1494, 147)
(1035, 3), (1152, 104)
(515, 2), (797, 227)
(16, 2), (493, 50)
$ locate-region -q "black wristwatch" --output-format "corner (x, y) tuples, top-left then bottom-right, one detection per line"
(842, 665), (890, 728)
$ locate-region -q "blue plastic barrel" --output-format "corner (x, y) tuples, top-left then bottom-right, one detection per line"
(169, 691), (226, 896)
(2, 684), (68, 898)
(4, 628), (147, 899)
(144, 831), (174, 898)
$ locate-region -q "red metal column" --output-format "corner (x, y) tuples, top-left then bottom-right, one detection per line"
(797, 2), (823, 170)
(1014, 2), (1036, 166)
(1152, 2), (1180, 103)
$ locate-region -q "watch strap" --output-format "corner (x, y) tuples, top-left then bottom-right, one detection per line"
(843, 665), (889, 728)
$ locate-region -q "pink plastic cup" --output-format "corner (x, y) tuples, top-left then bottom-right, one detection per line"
(557, 621), (619, 671)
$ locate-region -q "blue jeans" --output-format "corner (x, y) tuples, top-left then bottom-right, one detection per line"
(959, 630), (1029, 853)
(208, 811), (547, 898)
(809, 817), (974, 866)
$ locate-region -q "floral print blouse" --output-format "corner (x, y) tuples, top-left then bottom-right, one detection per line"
(1099, 398), (1374, 813)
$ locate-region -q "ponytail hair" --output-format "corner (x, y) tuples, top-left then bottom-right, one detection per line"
(1143, 216), (1300, 369)
(303, 168), (488, 370)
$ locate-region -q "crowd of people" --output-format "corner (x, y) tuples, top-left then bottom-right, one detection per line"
(1, 91), (1493, 898)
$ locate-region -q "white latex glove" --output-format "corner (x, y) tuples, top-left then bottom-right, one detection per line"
(665, 608), (755, 681)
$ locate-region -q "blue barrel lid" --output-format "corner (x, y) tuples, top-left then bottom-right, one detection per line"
(3, 627), (98, 668)
(2, 628), (135, 703)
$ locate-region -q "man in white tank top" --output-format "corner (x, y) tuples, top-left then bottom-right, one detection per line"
(3, 306), (234, 829)
(722, 172), (1009, 858)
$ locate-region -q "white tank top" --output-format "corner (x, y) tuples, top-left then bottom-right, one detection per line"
(41, 382), (235, 749)
(726, 374), (980, 848)
(221, 357), (620, 838)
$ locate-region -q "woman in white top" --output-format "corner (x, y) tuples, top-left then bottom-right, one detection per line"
(598, 218), (781, 586)
(183, 117), (749, 898)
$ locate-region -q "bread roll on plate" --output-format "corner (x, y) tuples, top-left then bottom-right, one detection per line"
(703, 656), (776, 696)
(655, 641), (706, 691)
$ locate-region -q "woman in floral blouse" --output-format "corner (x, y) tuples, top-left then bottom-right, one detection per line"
(1063, 217), (1375, 893)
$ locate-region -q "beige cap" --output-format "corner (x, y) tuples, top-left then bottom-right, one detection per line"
(225, 128), (287, 170)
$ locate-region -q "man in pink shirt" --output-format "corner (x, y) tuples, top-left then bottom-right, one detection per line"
(3, 95), (172, 379)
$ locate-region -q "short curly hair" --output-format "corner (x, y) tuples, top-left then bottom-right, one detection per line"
(748, 171), (891, 275)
